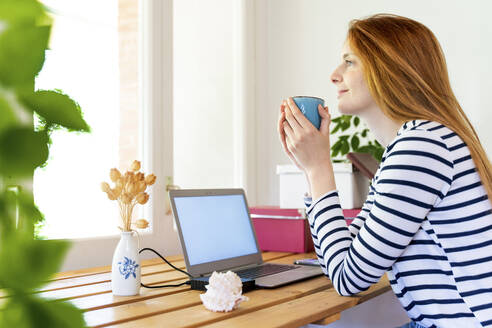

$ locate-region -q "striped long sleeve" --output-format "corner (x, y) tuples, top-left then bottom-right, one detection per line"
(306, 120), (492, 328)
(305, 187), (376, 275)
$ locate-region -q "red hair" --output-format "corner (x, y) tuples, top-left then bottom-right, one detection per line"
(347, 14), (492, 203)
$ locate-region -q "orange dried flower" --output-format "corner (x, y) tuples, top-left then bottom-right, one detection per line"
(110, 168), (121, 182)
(135, 219), (149, 229)
(137, 181), (146, 193)
(124, 171), (134, 181)
(113, 186), (123, 197)
(116, 178), (124, 190)
(127, 182), (137, 196)
(101, 182), (111, 193)
(145, 174), (156, 186)
(136, 192), (149, 204)
(131, 160), (141, 172)
(103, 160), (156, 232)
(121, 193), (132, 204)
(107, 190), (118, 200)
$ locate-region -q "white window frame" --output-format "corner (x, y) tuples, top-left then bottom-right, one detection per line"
(59, 0), (258, 271)
(60, 0), (180, 271)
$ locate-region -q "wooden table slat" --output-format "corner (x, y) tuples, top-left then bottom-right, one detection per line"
(70, 280), (190, 311)
(41, 252), (310, 301)
(30, 251), (392, 327)
(43, 261), (187, 292)
(53, 257), (178, 280)
(75, 253), (312, 310)
(202, 276), (391, 328)
(99, 275), (332, 328)
(48, 251), (291, 290)
(200, 289), (357, 328)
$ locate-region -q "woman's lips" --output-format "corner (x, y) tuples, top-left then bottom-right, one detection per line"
(337, 89), (348, 98)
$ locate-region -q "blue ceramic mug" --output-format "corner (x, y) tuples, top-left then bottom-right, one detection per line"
(292, 96), (325, 130)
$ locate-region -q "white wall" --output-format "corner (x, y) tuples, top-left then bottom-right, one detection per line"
(173, 0), (235, 189)
(255, 0), (492, 206)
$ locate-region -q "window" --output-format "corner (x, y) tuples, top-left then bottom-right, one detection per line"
(32, 0), (251, 270)
(34, 0), (141, 239)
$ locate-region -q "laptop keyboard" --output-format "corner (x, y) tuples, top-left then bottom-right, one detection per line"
(234, 263), (297, 280)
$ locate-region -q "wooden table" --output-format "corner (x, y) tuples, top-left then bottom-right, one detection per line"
(44, 252), (391, 328)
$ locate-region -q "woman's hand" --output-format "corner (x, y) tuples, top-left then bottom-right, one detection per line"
(280, 97), (332, 176)
(278, 102), (304, 171)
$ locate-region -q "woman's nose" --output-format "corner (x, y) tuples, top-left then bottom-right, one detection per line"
(331, 67), (342, 84)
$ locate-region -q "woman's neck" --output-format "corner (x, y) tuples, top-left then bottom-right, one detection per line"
(358, 106), (402, 147)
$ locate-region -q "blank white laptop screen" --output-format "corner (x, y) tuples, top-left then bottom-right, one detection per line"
(173, 194), (259, 266)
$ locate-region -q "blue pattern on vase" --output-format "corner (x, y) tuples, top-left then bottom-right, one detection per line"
(118, 256), (139, 279)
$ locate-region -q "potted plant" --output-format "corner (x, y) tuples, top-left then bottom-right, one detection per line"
(330, 115), (384, 162)
(100, 160), (156, 296)
(329, 115), (384, 208)
(0, 0), (88, 326)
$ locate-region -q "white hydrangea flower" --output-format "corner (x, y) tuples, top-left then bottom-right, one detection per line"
(200, 271), (249, 312)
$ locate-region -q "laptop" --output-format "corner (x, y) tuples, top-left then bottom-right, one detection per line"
(169, 188), (323, 289)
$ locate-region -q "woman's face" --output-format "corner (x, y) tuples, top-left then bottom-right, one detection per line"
(331, 41), (377, 115)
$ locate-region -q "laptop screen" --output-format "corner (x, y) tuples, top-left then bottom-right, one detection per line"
(173, 194), (259, 266)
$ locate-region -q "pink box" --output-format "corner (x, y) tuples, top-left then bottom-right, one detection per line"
(250, 207), (361, 253)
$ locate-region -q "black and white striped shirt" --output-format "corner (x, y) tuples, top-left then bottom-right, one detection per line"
(305, 120), (492, 328)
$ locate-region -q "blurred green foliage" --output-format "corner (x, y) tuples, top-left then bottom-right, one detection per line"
(330, 115), (384, 162)
(0, 0), (89, 326)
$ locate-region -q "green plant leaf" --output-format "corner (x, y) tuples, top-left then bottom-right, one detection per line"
(6, 189), (45, 234)
(0, 235), (70, 291)
(357, 145), (372, 154)
(21, 90), (90, 132)
(0, 295), (86, 328)
(0, 94), (19, 135)
(0, 0), (44, 26)
(0, 127), (49, 177)
(374, 148), (384, 162)
(330, 123), (341, 134)
(353, 116), (360, 127)
(341, 121), (350, 131)
(351, 135), (360, 151)
(331, 140), (342, 157)
(0, 194), (15, 235)
(18, 190), (44, 225)
(361, 129), (369, 138)
(340, 140), (350, 155)
(0, 25), (50, 87)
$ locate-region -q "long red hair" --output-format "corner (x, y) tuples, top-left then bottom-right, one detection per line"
(347, 14), (492, 203)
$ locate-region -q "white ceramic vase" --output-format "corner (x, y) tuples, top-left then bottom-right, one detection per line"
(111, 231), (141, 296)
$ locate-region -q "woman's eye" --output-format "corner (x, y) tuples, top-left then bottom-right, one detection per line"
(345, 60), (353, 66)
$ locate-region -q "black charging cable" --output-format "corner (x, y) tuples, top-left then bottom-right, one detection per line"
(139, 247), (194, 288)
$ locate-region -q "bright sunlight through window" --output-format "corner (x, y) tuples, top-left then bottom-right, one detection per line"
(34, 0), (140, 239)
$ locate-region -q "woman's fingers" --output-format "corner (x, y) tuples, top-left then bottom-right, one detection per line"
(278, 108), (303, 169)
(279, 110), (294, 153)
(319, 105), (331, 135)
(283, 100), (304, 135)
(286, 97), (311, 129)
(278, 112), (289, 150)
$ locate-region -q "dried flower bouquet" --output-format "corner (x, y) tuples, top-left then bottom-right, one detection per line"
(101, 160), (156, 231)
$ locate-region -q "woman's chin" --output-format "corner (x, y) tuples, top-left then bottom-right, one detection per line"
(337, 104), (352, 115)
(337, 103), (361, 116)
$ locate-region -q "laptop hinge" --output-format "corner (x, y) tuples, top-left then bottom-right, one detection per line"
(200, 263), (262, 277)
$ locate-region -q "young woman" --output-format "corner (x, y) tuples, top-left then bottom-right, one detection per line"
(278, 14), (492, 328)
